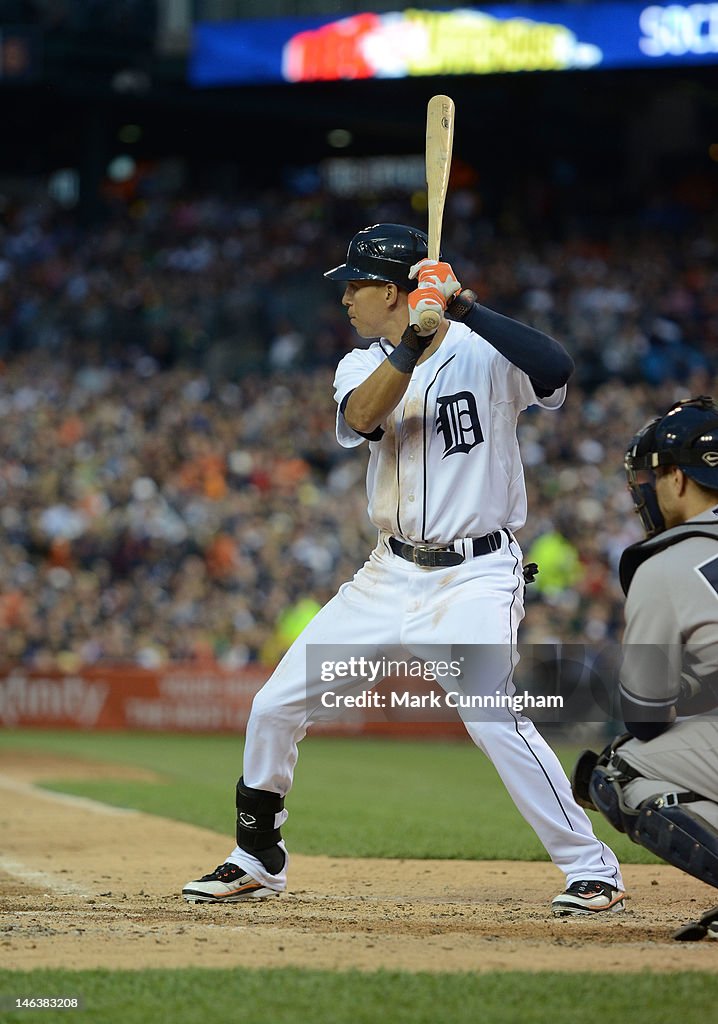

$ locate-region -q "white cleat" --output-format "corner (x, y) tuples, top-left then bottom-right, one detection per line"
(182, 862), (280, 904)
(552, 879), (625, 916)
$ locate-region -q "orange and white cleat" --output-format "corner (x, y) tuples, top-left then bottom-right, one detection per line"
(182, 862), (280, 904)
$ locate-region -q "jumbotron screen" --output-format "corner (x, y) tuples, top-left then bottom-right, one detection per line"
(190, 3), (718, 85)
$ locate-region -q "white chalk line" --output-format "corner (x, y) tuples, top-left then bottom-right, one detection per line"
(0, 772), (137, 816)
(0, 774), (139, 897)
(0, 857), (94, 897)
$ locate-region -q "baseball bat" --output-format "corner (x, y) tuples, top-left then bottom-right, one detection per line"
(419, 94), (456, 333)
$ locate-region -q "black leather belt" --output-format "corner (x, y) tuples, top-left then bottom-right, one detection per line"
(389, 531), (504, 568)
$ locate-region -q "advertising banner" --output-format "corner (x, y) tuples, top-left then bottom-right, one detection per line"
(0, 665), (464, 736)
(191, 4), (718, 85)
(0, 666), (266, 733)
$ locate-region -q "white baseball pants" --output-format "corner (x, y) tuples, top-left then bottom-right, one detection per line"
(228, 531), (623, 893)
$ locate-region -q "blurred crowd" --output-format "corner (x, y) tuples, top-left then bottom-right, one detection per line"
(0, 191), (716, 669)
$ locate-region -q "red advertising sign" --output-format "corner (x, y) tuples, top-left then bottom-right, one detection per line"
(0, 666), (266, 732)
(0, 665), (465, 737)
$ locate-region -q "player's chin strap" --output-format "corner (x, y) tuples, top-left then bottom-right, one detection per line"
(572, 740), (718, 889)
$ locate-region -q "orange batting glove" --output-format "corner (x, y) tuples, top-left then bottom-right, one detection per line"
(408, 283), (446, 336)
(409, 259), (462, 302)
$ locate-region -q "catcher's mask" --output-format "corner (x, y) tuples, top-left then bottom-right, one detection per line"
(324, 223), (430, 293)
(625, 395), (718, 536)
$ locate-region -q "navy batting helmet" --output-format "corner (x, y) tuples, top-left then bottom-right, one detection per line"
(625, 396), (718, 535)
(324, 223), (429, 293)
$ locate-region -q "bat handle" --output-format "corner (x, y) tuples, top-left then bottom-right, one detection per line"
(417, 309), (441, 332)
(417, 243), (443, 331)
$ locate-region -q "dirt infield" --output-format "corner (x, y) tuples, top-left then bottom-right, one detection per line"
(1, 750), (716, 973)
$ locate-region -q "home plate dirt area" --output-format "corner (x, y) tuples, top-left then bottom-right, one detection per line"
(0, 750), (715, 974)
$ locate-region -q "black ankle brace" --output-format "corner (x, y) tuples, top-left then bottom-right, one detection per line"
(236, 777), (284, 852)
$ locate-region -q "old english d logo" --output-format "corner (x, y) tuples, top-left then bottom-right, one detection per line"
(436, 392), (483, 457)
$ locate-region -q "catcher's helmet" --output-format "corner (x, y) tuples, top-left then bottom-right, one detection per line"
(625, 396), (718, 536)
(324, 223), (429, 293)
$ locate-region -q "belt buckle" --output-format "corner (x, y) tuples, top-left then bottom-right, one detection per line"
(412, 544), (439, 567)
(656, 792), (680, 808)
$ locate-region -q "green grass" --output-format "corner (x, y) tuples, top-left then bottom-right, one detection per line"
(1, 969), (717, 1024)
(1, 728), (657, 864)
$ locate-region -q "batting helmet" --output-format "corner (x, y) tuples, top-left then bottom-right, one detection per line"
(625, 396), (718, 535)
(324, 223), (429, 293)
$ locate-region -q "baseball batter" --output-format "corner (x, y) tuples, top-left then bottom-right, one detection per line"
(183, 223), (624, 915)
(572, 397), (718, 934)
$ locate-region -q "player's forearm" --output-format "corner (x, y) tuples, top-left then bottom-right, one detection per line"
(343, 361), (412, 434)
(458, 302), (574, 391)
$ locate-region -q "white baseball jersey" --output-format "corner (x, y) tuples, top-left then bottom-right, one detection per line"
(334, 320), (566, 545)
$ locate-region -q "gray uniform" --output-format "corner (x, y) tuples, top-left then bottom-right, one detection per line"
(618, 508), (718, 826)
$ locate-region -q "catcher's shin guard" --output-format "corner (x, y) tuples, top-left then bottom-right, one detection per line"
(588, 766), (640, 835)
(236, 778), (285, 873)
(632, 798), (718, 889)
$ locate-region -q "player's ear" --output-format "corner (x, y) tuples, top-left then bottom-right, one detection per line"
(675, 467), (690, 496)
(383, 282), (401, 307)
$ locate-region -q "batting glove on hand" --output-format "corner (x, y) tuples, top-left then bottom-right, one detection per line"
(409, 259), (462, 302)
(408, 283), (446, 337)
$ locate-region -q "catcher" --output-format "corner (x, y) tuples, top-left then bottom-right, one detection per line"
(572, 396), (718, 939)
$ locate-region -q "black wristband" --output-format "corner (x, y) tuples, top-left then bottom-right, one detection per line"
(446, 288), (478, 322)
(387, 340), (421, 374)
(387, 324), (436, 373)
